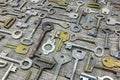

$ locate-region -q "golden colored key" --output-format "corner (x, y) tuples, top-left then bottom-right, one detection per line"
(5, 44), (29, 54)
(56, 31), (70, 51)
(102, 56), (120, 68)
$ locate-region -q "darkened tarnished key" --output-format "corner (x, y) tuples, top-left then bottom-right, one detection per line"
(52, 54), (71, 80)
(29, 22), (54, 58)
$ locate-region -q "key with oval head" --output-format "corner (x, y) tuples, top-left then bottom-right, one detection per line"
(52, 54), (71, 80)
(102, 56), (120, 68)
(56, 31), (70, 51)
(5, 44), (29, 54)
(106, 17), (120, 25)
(70, 49), (86, 80)
(29, 22), (54, 58)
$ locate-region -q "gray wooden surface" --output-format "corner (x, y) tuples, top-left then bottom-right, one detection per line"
(0, 0), (120, 80)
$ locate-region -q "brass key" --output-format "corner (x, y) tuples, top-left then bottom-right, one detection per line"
(56, 31), (70, 51)
(5, 44), (29, 54)
(102, 56), (120, 68)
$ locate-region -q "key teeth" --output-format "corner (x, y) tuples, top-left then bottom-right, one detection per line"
(11, 66), (18, 72)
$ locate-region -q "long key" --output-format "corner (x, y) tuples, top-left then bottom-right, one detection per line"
(56, 31), (70, 51)
(29, 22), (54, 58)
(106, 17), (120, 25)
(70, 49), (86, 80)
(2, 63), (18, 80)
(88, 14), (105, 37)
(0, 29), (22, 39)
(52, 54), (71, 80)
(0, 51), (32, 69)
(21, 19), (42, 45)
(75, 1), (84, 12)
(59, 12), (78, 19)
(102, 56), (120, 68)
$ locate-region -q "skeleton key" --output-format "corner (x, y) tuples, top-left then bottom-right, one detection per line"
(102, 56), (120, 68)
(106, 17), (120, 25)
(70, 49), (86, 80)
(56, 31), (70, 51)
(2, 63), (18, 80)
(29, 22), (54, 58)
(52, 54), (71, 80)
(59, 12), (78, 19)
(5, 44), (29, 54)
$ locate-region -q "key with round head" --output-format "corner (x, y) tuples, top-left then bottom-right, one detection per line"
(106, 17), (120, 25)
(29, 22), (54, 58)
(102, 56), (120, 68)
(52, 54), (71, 80)
(56, 31), (70, 51)
(70, 49), (86, 80)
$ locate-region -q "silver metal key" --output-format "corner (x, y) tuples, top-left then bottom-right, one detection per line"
(0, 51), (32, 69)
(70, 49), (86, 80)
(0, 29), (22, 39)
(106, 17), (120, 25)
(52, 54), (71, 80)
(2, 63), (18, 80)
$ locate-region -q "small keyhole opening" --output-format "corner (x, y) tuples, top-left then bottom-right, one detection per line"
(107, 19), (110, 22)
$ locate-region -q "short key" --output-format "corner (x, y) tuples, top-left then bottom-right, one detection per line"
(70, 49), (86, 80)
(106, 17), (120, 25)
(2, 63), (18, 80)
(0, 29), (22, 39)
(29, 22), (54, 58)
(52, 54), (71, 80)
(56, 31), (70, 51)
(102, 56), (120, 68)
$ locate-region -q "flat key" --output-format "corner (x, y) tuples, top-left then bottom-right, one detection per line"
(70, 49), (86, 80)
(0, 29), (22, 39)
(106, 17), (120, 25)
(29, 22), (54, 58)
(56, 31), (70, 51)
(102, 56), (120, 68)
(52, 54), (71, 80)
(5, 44), (29, 54)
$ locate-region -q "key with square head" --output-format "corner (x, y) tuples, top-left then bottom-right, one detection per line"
(33, 58), (55, 80)
(106, 17), (120, 25)
(5, 44), (29, 54)
(56, 31), (70, 51)
(70, 49), (86, 80)
(102, 56), (120, 68)
(52, 54), (71, 80)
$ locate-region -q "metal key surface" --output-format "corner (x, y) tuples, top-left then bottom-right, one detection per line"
(56, 31), (70, 51)
(102, 56), (120, 68)
(106, 17), (120, 25)
(29, 22), (54, 58)
(70, 49), (86, 80)
(52, 54), (71, 80)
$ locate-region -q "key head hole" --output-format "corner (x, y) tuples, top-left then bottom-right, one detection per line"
(22, 61), (29, 66)
(104, 60), (108, 63)
(80, 78), (83, 80)
(44, 44), (52, 50)
(42, 22), (54, 31)
(23, 48), (27, 51)
(107, 19), (110, 22)
(14, 31), (21, 35)
(103, 78), (111, 80)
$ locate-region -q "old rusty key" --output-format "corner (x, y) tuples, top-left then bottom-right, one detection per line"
(29, 22), (54, 58)
(52, 54), (71, 80)
(33, 58), (55, 80)
(56, 31), (70, 51)
(102, 56), (120, 68)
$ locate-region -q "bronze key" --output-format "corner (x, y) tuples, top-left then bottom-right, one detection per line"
(29, 22), (54, 58)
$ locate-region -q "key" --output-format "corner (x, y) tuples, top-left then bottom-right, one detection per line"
(0, 29), (22, 39)
(70, 33), (96, 44)
(102, 28), (114, 49)
(24, 70), (32, 80)
(2, 63), (18, 80)
(84, 8), (98, 14)
(75, 1), (84, 12)
(59, 12), (78, 19)
(52, 54), (71, 80)
(65, 41), (104, 57)
(0, 60), (7, 68)
(0, 51), (32, 69)
(56, 31), (70, 51)
(102, 56), (120, 68)
(102, 2), (110, 14)
(33, 58), (55, 80)
(29, 22), (54, 58)
(70, 49), (86, 80)
(106, 17), (120, 25)
(5, 43), (29, 54)
(88, 14), (105, 37)
(21, 19), (42, 45)
(0, 17), (16, 29)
